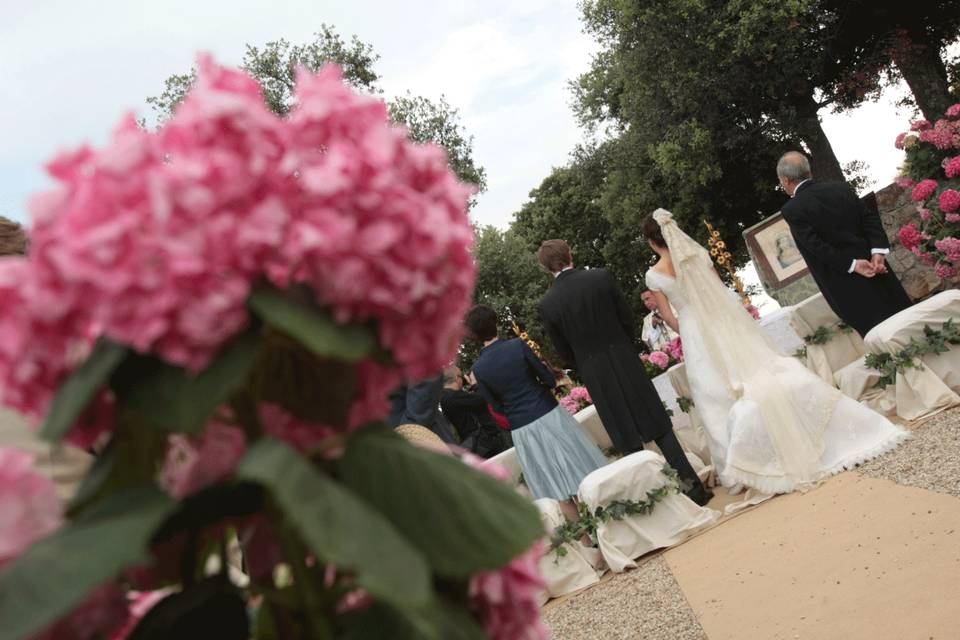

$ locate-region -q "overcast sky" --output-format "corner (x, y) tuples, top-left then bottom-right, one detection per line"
(0, 0), (918, 232)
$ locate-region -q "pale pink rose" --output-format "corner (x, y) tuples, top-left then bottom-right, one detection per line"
(469, 541), (549, 640)
(0, 448), (63, 566)
(161, 422), (247, 498)
(649, 350), (670, 369)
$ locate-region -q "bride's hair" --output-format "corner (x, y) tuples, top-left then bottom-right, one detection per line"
(641, 214), (666, 248)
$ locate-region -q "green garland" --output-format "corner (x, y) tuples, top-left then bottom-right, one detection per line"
(548, 466), (690, 560)
(677, 396), (695, 413)
(793, 321), (853, 360)
(865, 319), (960, 389)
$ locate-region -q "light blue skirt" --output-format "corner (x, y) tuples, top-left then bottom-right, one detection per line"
(513, 404), (609, 500)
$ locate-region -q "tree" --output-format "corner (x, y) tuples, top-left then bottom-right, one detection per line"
(146, 27), (485, 192)
(389, 93), (487, 196)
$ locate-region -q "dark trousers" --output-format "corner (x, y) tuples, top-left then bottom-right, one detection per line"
(645, 430), (708, 500)
(388, 374), (457, 444)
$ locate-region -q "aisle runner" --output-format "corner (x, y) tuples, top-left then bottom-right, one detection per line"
(663, 472), (960, 640)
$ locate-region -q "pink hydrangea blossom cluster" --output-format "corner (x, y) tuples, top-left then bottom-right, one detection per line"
(558, 395), (580, 415)
(944, 156), (960, 179)
(648, 350), (670, 370)
(559, 386), (592, 415)
(666, 336), (684, 361)
(0, 448), (63, 566)
(918, 207), (932, 221)
(947, 104), (960, 118)
(934, 263), (957, 279)
(161, 422), (247, 499)
(933, 237), (960, 264)
(946, 213), (960, 223)
(894, 132), (908, 150)
(910, 119), (932, 132)
(898, 223), (925, 251)
(469, 540), (548, 640)
(938, 189), (960, 213)
(0, 55), (476, 444)
(918, 118), (960, 150)
(895, 174), (914, 188)
(568, 386), (592, 404)
(911, 179), (938, 202)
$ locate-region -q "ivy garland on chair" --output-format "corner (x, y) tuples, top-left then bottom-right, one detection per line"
(864, 319), (960, 388)
(793, 322), (854, 360)
(547, 467), (691, 560)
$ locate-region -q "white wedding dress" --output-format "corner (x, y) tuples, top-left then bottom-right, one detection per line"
(645, 210), (908, 494)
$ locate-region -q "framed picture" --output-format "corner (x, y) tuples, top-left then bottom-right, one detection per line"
(744, 212), (809, 288)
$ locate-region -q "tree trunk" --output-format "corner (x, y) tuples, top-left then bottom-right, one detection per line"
(793, 93), (846, 183)
(891, 31), (953, 122)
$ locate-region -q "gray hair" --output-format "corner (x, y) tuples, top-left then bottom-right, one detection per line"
(776, 151), (812, 182)
(442, 365), (461, 387)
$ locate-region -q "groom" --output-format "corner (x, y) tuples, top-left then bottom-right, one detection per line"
(537, 240), (712, 506)
(778, 151), (913, 336)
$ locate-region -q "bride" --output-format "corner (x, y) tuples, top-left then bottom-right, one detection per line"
(642, 209), (908, 494)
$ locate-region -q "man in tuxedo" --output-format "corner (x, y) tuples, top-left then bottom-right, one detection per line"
(537, 240), (712, 506)
(778, 152), (913, 336)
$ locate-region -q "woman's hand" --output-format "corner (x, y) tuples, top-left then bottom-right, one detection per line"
(651, 290), (680, 334)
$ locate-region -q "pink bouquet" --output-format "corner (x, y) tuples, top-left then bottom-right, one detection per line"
(559, 386), (593, 415)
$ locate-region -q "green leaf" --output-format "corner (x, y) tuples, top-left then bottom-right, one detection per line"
(40, 338), (129, 442)
(0, 486), (176, 640)
(237, 439), (432, 610)
(111, 330), (260, 434)
(338, 429), (543, 578)
(248, 286), (377, 362)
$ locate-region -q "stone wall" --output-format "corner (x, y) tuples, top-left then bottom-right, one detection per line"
(745, 182), (949, 306)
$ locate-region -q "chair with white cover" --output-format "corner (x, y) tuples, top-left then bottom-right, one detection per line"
(666, 362), (712, 465)
(573, 404), (614, 449)
(577, 451), (719, 573)
(789, 293), (866, 387)
(857, 289), (960, 420)
(482, 446), (523, 486)
(533, 498), (605, 599)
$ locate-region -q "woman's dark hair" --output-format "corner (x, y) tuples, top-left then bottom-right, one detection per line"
(641, 215), (666, 248)
(464, 305), (499, 342)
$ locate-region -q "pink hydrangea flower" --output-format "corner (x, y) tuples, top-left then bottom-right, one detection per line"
(946, 213), (960, 223)
(934, 237), (960, 264)
(161, 422), (247, 498)
(648, 350), (670, 370)
(259, 403), (336, 454)
(919, 119), (960, 150)
(939, 189), (960, 213)
(0, 55), (476, 442)
(947, 104), (960, 118)
(469, 540), (549, 640)
(0, 448), (63, 566)
(911, 179), (938, 202)
(558, 395), (580, 415)
(917, 207), (932, 221)
(944, 156), (960, 179)
(910, 119), (932, 131)
(666, 336), (684, 361)
(934, 263), (957, 279)
(895, 174), (914, 188)
(898, 223), (924, 251)
(894, 133), (908, 150)
(568, 386), (592, 404)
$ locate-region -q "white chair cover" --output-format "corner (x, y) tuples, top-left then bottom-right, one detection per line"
(834, 357), (897, 416)
(573, 404), (614, 449)
(789, 293), (866, 387)
(862, 289), (960, 420)
(666, 362), (712, 465)
(577, 451), (719, 573)
(534, 498), (605, 598)
(483, 446), (523, 485)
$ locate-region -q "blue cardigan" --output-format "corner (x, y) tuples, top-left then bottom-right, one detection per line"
(472, 338), (558, 429)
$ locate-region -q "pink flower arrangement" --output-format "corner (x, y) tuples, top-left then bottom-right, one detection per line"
(568, 386), (592, 404)
(898, 223), (924, 251)
(910, 119), (932, 131)
(559, 386), (592, 415)
(938, 189), (960, 213)
(666, 336), (684, 361)
(944, 156), (960, 179)
(911, 179), (938, 202)
(0, 448), (63, 566)
(934, 237), (960, 264)
(947, 104), (960, 118)
(0, 55), (475, 446)
(161, 422), (247, 499)
(648, 350), (670, 370)
(895, 173), (914, 187)
(934, 263), (957, 279)
(919, 119), (960, 150)
(894, 132), (908, 150)
(558, 395), (580, 415)
(469, 540), (548, 640)
(946, 213), (960, 223)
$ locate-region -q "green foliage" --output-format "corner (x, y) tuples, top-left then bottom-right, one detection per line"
(548, 466), (686, 559)
(802, 322), (852, 346)
(338, 428), (544, 578)
(865, 319), (960, 388)
(0, 487), (176, 640)
(677, 396), (695, 413)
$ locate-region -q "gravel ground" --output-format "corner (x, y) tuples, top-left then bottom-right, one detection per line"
(858, 406), (960, 498)
(542, 556), (706, 640)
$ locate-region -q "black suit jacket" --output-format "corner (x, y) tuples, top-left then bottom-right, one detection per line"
(539, 268), (670, 449)
(780, 180), (888, 274)
(780, 180), (911, 336)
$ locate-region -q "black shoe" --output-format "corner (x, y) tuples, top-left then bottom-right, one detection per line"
(686, 487), (714, 507)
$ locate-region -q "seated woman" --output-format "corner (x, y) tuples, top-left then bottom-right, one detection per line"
(466, 305), (607, 519)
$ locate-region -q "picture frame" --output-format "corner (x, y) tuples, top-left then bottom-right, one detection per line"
(744, 212), (810, 288)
